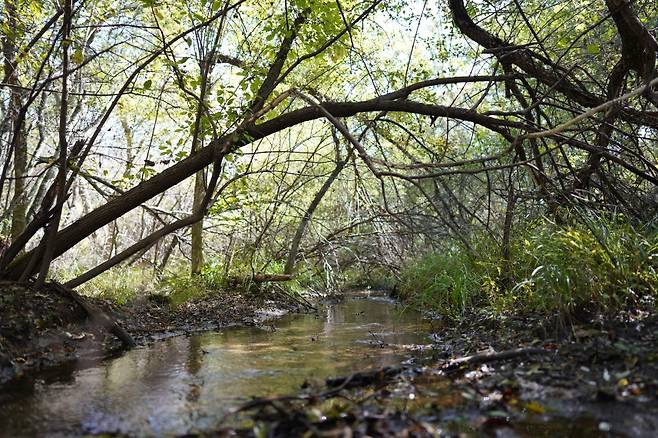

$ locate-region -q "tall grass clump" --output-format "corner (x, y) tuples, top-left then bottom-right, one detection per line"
(398, 214), (658, 319)
(77, 265), (159, 305)
(397, 243), (498, 319)
(508, 215), (658, 315)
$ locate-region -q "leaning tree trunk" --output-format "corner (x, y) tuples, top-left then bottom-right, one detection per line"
(65, 156), (224, 288)
(284, 143), (352, 275)
(191, 170), (205, 274)
(35, 0), (72, 287)
(3, 0), (28, 243)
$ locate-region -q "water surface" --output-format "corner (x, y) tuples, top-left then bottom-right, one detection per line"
(0, 292), (430, 436)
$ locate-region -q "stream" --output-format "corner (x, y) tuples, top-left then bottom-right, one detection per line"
(0, 291), (431, 436)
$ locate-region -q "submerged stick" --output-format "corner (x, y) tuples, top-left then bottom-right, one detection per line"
(442, 347), (548, 371)
(326, 365), (403, 388)
(220, 372), (358, 423)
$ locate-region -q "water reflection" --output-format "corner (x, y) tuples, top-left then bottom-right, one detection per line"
(0, 293), (430, 436)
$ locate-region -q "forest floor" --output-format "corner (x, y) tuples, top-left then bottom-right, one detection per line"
(0, 281), (304, 386)
(221, 307), (658, 437)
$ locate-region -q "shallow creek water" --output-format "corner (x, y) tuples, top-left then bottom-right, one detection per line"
(0, 292), (431, 436)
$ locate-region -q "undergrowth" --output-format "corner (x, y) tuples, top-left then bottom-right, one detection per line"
(343, 265), (396, 291)
(397, 213), (658, 320)
(74, 265), (159, 305)
(71, 257), (324, 308)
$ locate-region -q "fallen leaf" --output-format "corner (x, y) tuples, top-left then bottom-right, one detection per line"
(524, 400), (546, 414)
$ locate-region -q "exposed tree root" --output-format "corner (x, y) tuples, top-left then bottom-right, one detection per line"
(48, 281), (136, 349)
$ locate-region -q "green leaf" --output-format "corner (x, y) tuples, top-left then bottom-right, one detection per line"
(72, 48), (84, 65)
(143, 79), (153, 90)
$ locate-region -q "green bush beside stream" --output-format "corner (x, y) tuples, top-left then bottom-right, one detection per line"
(398, 214), (658, 320)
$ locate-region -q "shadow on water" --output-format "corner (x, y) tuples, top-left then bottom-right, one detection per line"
(0, 291), (430, 436)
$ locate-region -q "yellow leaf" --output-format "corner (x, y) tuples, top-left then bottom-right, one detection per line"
(525, 401), (546, 414)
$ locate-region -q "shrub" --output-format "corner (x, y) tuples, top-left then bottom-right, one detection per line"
(160, 273), (209, 308)
(398, 249), (489, 318)
(77, 265), (159, 305)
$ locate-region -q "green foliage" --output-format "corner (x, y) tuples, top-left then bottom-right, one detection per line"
(397, 246), (494, 319)
(159, 258), (321, 309)
(78, 266), (159, 305)
(160, 273), (210, 308)
(78, 263), (216, 308)
(507, 215), (658, 315)
(398, 215), (658, 320)
(285, 263), (326, 296)
(343, 265), (397, 291)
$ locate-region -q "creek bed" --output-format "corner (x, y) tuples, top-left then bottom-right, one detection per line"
(0, 291), (431, 436)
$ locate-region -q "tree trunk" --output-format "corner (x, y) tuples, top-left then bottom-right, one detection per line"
(3, 0), (28, 243)
(500, 182), (516, 290)
(284, 146), (351, 275)
(65, 157), (224, 288)
(9, 122), (27, 242)
(191, 170), (205, 274)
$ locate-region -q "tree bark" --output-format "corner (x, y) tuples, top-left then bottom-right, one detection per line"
(35, 0), (72, 287)
(3, 0), (28, 243)
(284, 143), (352, 275)
(500, 180), (516, 290)
(191, 172), (205, 274)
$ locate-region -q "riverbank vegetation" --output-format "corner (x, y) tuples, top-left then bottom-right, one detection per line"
(1, 0), (657, 321)
(397, 213), (658, 320)
(2, 0), (658, 433)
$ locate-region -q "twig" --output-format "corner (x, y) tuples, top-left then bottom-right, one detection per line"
(220, 373), (357, 423)
(369, 330), (387, 348)
(442, 347), (548, 372)
(326, 365), (403, 389)
(524, 76), (658, 140)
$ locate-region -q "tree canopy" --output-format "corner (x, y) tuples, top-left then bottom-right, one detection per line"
(1, 0), (657, 291)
